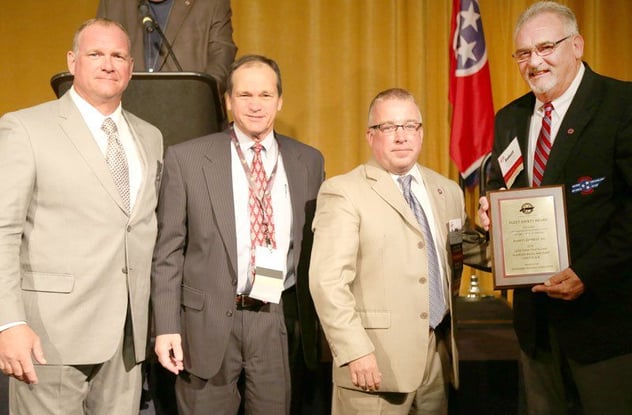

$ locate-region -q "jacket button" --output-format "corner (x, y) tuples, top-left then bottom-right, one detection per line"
(231, 279), (237, 286)
(226, 310), (233, 317)
(417, 241), (423, 249)
(127, 225), (132, 232)
(420, 312), (428, 320)
(121, 267), (128, 274)
(419, 277), (427, 284)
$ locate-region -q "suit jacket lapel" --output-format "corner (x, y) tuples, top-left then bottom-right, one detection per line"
(420, 167), (450, 265)
(202, 133), (238, 274)
(128, 1), (145, 70)
(278, 135), (307, 265)
(364, 159), (422, 236)
(58, 93), (128, 214)
(124, 111), (149, 221)
(160, 0), (194, 70)
(544, 66), (601, 185)
(508, 98), (535, 188)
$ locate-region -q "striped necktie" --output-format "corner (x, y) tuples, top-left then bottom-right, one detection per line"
(532, 102), (554, 187)
(398, 175), (446, 329)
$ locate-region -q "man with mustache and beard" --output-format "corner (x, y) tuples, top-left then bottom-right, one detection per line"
(478, 2), (632, 414)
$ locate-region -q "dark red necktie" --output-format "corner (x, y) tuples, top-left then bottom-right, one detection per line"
(532, 102), (554, 187)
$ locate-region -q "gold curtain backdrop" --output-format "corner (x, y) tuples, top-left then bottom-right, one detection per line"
(1, 0), (631, 294)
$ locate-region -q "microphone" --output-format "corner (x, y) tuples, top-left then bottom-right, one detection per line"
(137, 1), (183, 71)
(138, 3), (155, 33)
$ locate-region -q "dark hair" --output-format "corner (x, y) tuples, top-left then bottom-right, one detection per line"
(225, 54), (282, 96)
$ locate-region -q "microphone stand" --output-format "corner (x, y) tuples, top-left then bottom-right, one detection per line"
(140, 1), (183, 71)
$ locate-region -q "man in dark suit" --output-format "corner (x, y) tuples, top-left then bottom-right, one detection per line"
(478, 2), (632, 414)
(151, 54), (325, 414)
(97, 0), (237, 90)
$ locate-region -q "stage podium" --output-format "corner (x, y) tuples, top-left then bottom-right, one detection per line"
(51, 71), (226, 147)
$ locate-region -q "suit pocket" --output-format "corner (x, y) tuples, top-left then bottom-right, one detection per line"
(21, 272), (74, 293)
(181, 285), (206, 311)
(357, 310), (391, 329)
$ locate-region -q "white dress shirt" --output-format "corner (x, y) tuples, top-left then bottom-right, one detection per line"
(231, 125), (294, 294)
(527, 63), (585, 184)
(69, 87), (143, 210)
(392, 166), (449, 317)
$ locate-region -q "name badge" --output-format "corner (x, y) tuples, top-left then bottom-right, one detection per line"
(498, 137), (524, 189)
(249, 246), (285, 303)
(448, 219), (464, 296)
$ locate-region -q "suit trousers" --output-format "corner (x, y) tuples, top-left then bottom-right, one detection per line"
(9, 317), (141, 415)
(282, 286), (332, 415)
(332, 329), (449, 415)
(175, 302), (290, 415)
(521, 324), (632, 415)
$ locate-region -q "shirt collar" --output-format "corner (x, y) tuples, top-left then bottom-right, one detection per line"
(69, 86), (123, 130)
(535, 62), (585, 116)
(391, 165), (423, 187)
(233, 124), (277, 154)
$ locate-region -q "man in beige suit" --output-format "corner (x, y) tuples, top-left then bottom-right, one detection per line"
(0, 18), (163, 414)
(310, 88), (466, 414)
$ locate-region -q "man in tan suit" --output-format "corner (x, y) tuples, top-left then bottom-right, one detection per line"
(0, 18), (163, 414)
(310, 88), (466, 414)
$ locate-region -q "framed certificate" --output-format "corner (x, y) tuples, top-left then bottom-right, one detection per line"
(488, 185), (570, 289)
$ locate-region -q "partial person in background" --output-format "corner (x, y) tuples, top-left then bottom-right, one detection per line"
(310, 88), (466, 414)
(478, 1), (632, 413)
(97, 0), (237, 92)
(151, 54), (325, 414)
(0, 18), (163, 414)
(99, 2), (236, 412)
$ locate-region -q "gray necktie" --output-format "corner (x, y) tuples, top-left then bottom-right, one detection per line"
(398, 175), (446, 328)
(102, 117), (130, 212)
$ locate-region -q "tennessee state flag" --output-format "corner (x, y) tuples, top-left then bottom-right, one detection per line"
(449, 0), (494, 182)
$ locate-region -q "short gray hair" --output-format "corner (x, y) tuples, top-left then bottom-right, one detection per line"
(514, 1), (579, 41)
(72, 18), (131, 54)
(367, 88), (421, 126)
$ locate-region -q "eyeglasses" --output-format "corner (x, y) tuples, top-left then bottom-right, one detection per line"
(369, 122), (422, 135)
(512, 35), (571, 63)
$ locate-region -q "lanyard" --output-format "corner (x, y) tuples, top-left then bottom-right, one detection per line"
(230, 128), (280, 246)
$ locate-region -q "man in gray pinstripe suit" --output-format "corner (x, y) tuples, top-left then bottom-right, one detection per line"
(151, 54), (325, 414)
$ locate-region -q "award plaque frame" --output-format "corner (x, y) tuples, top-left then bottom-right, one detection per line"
(488, 185), (570, 289)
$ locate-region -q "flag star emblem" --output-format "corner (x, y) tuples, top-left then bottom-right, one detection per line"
(571, 176), (606, 195)
(457, 36), (477, 65)
(452, 0), (488, 75)
(448, 0), (494, 181)
(459, 1), (480, 31)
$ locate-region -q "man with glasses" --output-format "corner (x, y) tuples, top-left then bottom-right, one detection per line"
(310, 88), (466, 414)
(478, 1), (632, 413)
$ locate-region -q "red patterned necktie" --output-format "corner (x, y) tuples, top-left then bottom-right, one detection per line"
(249, 143), (276, 277)
(532, 102), (554, 187)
